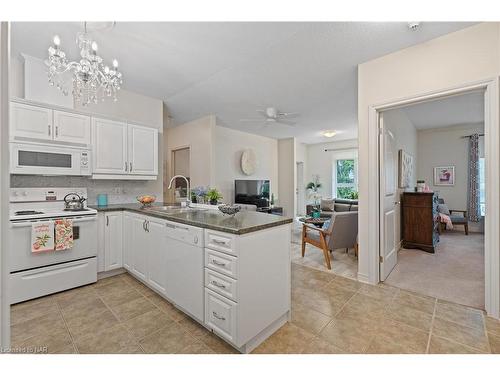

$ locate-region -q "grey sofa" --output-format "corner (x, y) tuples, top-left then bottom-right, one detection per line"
(306, 198), (358, 218)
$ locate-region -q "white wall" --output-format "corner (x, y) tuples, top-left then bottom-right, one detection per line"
(357, 22), (500, 284)
(306, 139), (358, 200)
(278, 138), (296, 217)
(164, 115), (216, 201)
(383, 109), (418, 247)
(214, 126), (278, 204)
(417, 123), (485, 231)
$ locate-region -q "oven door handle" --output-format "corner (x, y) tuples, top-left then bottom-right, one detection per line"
(10, 216), (97, 228)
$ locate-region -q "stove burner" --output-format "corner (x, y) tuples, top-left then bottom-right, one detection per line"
(15, 210), (44, 216)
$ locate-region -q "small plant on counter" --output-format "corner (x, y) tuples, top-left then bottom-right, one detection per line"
(206, 188), (223, 205)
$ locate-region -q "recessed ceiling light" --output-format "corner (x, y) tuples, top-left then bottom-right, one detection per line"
(323, 130), (337, 138)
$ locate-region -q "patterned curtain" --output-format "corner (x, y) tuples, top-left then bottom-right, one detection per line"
(468, 133), (481, 222)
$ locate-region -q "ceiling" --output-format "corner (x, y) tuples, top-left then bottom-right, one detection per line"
(402, 91), (484, 130)
(11, 22), (476, 143)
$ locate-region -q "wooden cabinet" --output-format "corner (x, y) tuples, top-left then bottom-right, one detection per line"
(92, 118), (128, 175)
(104, 212), (123, 271)
(53, 110), (91, 145)
(402, 192), (439, 253)
(10, 102), (91, 146)
(92, 118), (158, 179)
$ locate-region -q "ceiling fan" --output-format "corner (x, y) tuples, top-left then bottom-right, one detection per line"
(240, 107), (299, 127)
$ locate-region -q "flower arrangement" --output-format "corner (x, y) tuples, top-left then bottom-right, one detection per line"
(306, 175), (322, 206)
(192, 186), (209, 203)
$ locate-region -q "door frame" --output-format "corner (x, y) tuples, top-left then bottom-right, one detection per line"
(367, 78), (500, 318)
(295, 161), (304, 216)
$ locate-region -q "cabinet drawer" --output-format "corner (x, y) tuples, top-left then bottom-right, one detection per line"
(205, 268), (238, 301)
(205, 288), (237, 343)
(205, 230), (237, 256)
(205, 249), (238, 279)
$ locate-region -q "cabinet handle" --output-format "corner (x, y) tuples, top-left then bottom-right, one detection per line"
(146, 221), (150, 232)
(130, 162), (133, 172)
(212, 311), (226, 321)
(211, 259), (226, 267)
(125, 162), (128, 172)
(142, 220), (146, 231)
(55, 126), (59, 137)
(212, 238), (229, 245)
(48, 125), (51, 136)
(211, 280), (226, 289)
(106, 216), (109, 226)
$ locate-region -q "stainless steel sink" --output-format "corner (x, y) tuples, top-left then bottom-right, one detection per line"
(144, 205), (206, 213)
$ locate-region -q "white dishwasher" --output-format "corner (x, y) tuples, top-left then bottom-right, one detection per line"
(165, 221), (204, 322)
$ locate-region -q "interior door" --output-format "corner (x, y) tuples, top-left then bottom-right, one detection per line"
(92, 118), (127, 175)
(128, 124), (158, 175)
(53, 110), (91, 145)
(379, 113), (398, 281)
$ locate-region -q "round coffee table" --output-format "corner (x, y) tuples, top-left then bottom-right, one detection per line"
(299, 216), (329, 227)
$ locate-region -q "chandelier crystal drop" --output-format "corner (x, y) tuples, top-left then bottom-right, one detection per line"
(46, 23), (123, 106)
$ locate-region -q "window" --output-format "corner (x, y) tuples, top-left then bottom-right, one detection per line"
(335, 158), (358, 199)
(479, 157), (485, 216)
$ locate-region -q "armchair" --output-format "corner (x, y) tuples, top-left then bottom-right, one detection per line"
(437, 198), (468, 235)
(301, 211), (358, 269)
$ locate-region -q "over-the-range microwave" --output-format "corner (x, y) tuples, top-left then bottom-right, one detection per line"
(10, 142), (91, 176)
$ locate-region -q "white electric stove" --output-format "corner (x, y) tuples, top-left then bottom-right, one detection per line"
(9, 188), (98, 304)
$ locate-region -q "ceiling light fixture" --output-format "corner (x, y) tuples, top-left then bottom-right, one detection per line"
(407, 22), (421, 31)
(46, 22), (123, 106)
(323, 130), (337, 138)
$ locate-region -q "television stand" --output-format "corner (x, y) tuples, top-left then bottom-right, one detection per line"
(257, 206), (283, 216)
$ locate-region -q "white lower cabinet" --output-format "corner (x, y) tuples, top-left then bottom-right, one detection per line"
(146, 218), (167, 294)
(104, 212), (123, 271)
(205, 288), (237, 343)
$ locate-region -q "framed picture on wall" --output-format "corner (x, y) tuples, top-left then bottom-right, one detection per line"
(434, 166), (455, 186)
(398, 150), (413, 188)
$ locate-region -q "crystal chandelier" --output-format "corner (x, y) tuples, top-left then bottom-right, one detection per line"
(46, 22), (123, 106)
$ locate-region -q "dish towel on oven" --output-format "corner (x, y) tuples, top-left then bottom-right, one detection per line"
(31, 222), (55, 252)
(54, 219), (74, 251)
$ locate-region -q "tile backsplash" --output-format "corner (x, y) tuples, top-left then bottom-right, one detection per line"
(11, 175), (163, 205)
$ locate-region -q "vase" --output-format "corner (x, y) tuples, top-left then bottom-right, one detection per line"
(210, 199), (218, 205)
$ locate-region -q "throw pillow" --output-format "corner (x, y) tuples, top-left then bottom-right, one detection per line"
(321, 198), (335, 212)
(437, 203), (450, 215)
(322, 219), (331, 230)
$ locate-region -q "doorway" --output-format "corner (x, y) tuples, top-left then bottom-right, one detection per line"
(376, 85), (497, 313)
(170, 147), (190, 201)
(296, 162), (305, 216)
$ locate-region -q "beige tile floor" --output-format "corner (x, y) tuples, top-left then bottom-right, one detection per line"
(9, 264), (500, 354)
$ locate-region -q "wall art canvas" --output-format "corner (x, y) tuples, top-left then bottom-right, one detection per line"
(398, 149), (413, 188)
(434, 166), (455, 186)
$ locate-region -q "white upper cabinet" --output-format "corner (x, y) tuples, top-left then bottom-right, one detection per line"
(92, 118), (158, 179)
(53, 110), (91, 145)
(92, 118), (128, 175)
(10, 102), (53, 141)
(128, 124), (158, 176)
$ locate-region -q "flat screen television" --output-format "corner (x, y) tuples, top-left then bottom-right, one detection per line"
(234, 179), (270, 208)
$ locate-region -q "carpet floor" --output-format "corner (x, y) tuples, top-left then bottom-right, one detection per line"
(385, 231), (485, 309)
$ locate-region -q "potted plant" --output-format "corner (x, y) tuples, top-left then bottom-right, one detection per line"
(306, 175), (322, 212)
(206, 188), (223, 205)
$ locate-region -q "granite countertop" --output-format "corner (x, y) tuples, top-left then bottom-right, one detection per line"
(89, 203), (293, 235)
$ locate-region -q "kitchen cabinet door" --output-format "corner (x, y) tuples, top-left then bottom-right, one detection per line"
(92, 118), (128, 175)
(130, 215), (148, 282)
(146, 218), (167, 294)
(10, 102), (53, 141)
(53, 110), (91, 145)
(127, 124), (158, 176)
(122, 213), (132, 271)
(104, 212), (123, 271)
